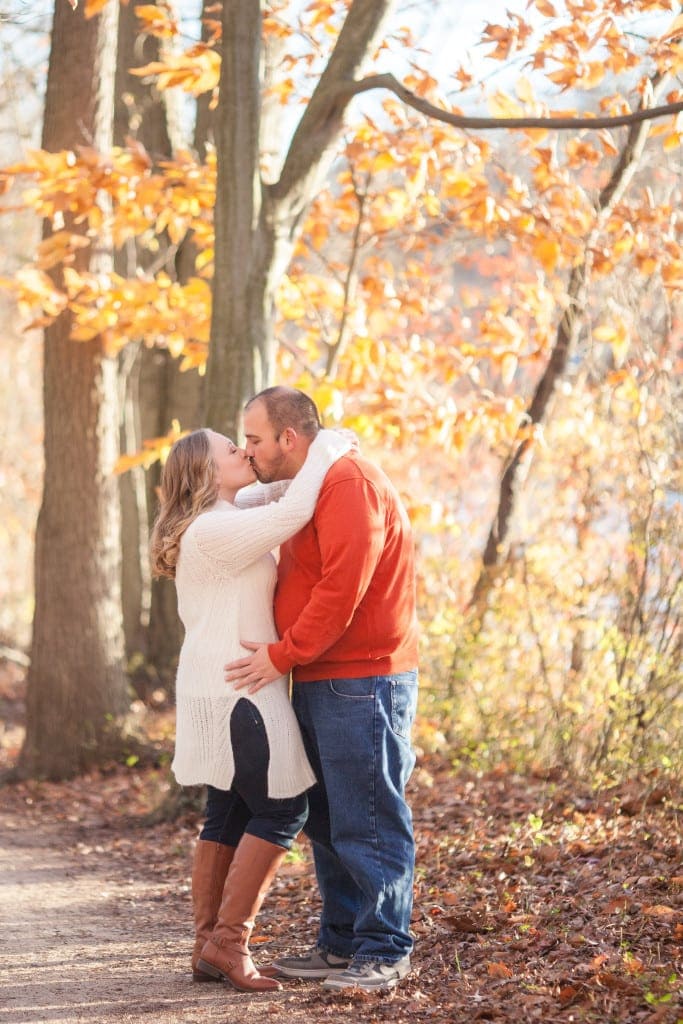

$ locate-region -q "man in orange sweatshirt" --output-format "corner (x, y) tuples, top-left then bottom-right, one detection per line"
(226, 386), (419, 992)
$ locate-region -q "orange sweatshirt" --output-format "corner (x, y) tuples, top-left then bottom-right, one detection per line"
(268, 452), (419, 682)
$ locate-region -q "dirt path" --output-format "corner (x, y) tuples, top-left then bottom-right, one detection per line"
(1, 811), (282, 1024)
(1, 763), (681, 1024)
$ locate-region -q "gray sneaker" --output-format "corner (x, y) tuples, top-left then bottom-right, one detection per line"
(322, 956), (411, 991)
(271, 948), (351, 979)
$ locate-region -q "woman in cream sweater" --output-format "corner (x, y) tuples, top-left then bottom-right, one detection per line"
(150, 425), (349, 993)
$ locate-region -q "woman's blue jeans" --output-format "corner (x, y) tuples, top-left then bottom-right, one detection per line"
(199, 697), (308, 850)
(292, 672), (418, 964)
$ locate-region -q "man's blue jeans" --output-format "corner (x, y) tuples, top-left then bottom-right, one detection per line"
(292, 671), (418, 964)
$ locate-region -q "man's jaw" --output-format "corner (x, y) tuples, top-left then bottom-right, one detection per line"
(250, 459), (271, 483)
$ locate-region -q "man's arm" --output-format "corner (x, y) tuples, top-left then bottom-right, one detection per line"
(271, 474), (385, 672)
(227, 472), (385, 692)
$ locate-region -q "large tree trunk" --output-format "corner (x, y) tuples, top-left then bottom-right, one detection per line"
(114, 0), (206, 682)
(19, 0), (128, 779)
(205, 0), (264, 438)
(204, 0), (396, 438)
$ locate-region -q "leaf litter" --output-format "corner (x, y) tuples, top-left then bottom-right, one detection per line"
(1, 739), (681, 1023)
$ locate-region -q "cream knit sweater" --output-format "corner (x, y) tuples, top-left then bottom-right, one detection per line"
(171, 429), (350, 798)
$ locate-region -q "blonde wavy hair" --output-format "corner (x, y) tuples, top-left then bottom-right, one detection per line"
(150, 429), (218, 579)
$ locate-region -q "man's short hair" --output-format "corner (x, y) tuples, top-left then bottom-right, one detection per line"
(246, 386), (321, 438)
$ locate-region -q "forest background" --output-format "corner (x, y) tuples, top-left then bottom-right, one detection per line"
(0, 0), (681, 788)
(0, 4), (681, 1021)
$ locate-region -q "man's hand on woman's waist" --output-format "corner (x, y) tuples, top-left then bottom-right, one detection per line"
(225, 641), (280, 694)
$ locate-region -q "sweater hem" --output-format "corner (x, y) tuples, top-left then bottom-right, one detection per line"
(172, 766), (316, 800)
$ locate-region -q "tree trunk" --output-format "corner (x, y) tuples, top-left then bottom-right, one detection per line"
(19, 0), (128, 779)
(113, 0), (205, 681)
(205, 0), (264, 437)
(114, 0), (178, 671)
(206, 0), (395, 438)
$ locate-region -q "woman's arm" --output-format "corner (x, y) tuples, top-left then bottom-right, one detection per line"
(234, 480), (290, 509)
(190, 430), (350, 575)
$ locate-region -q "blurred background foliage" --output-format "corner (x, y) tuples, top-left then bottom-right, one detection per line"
(0, 0), (680, 781)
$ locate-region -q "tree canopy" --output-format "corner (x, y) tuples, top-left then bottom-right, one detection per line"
(0, 0), (680, 779)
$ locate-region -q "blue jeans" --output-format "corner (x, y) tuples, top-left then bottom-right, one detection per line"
(292, 672), (418, 964)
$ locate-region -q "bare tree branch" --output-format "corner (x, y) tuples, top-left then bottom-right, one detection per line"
(270, 0), (395, 219)
(325, 165), (368, 378)
(347, 72), (683, 132)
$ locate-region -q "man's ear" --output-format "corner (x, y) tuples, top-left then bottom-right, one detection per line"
(279, 426), (298, 451)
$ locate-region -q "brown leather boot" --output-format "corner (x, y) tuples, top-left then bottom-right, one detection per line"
(191, 840), (235, 981)
(197, 834), (286, 992)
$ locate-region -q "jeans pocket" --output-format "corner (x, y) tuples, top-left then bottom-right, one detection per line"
(328, 677), (375, 699)
(390, 679), (418, 738)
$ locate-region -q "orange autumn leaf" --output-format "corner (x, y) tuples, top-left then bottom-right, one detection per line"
(662, 131), (682, 151)
(134, 3), (179, 38)
(307, 0), (336, 29)
(532, 236), (561, 273)
(642, 905), (676, 918)
(115, 419), (188, 474)
(487, 961), (514, 979)
(533, 0), (556, 15)
(36, 231), (90, 270)
(130, 46), (220, 96)
(84, 0), (110, 17)
(624, 956), (645, 976)
(558, 985), (579, 1005)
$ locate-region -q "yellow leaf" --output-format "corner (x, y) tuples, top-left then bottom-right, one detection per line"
(307, 218), (329, 252)
(114, 449), (161, 474)
(488, 91), (523, 119)
(268, 77), (296, 104)
(423, 193), (440, 216)
(311, 383), (344, 421)
(36, 231), (90, 270)
(582, 62), (606, 90)
(515, 76), (534, 105)
(308, 1), (335, 29)
(500, 352), (518, 387)
(194, 247), (214, 273)
(594, 318), (630, 366)
(70, 324), (100, 342)
(593, 324), (617, 342)
(372, 151), (398, 172)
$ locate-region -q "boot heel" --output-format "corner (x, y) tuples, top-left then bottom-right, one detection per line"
(196, 958), (225, 981)
(192, 967), (222, 982)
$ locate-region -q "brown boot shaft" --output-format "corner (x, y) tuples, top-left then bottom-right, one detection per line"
(197, 834), (287, 992)
(190, 840), (235, 980)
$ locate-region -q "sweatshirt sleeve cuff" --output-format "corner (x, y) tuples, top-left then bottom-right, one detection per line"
(268, 642), (293, 676)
